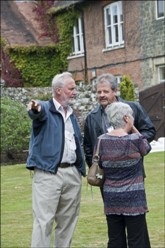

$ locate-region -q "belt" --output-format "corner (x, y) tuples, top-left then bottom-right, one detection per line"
(59, 163), (75, 168)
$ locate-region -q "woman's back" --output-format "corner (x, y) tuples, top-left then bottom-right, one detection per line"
(99, 133), (150, 216)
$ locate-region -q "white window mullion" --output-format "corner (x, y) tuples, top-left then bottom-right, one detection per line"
(119, 1), (124, 44)
(73, 26), (77, 55)
(79, 18), (84, 53)
(110, 8), (114, 46)
(117, 3), (121, 44)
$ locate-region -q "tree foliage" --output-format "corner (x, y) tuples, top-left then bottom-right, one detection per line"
(119, 75), (135, 101)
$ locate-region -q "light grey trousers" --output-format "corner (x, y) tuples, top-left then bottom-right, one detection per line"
(31, 166), (82, 248)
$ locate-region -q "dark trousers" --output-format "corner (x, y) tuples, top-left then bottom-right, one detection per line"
(106, 214), (151, 248)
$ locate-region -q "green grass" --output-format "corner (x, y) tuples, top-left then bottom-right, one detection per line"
(1, 152), (164, 248)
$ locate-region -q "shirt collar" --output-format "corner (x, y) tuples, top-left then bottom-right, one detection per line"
(52, 98), (73, 115)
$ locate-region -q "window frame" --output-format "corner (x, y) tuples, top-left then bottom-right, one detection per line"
(71, 16), (84, 57)
(155, 0), (165, 20)
(158, 65), (165, 83)
(104, 1), (124, 50)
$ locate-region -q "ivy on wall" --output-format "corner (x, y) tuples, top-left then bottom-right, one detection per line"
(1, 2), (81, 87)
(6, 45), (64, 87)
(55, 9), (80, 67)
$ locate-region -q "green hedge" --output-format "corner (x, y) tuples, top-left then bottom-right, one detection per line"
(1, 98), (31, 155)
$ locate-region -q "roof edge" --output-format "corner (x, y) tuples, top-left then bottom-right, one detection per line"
(48, 0), (85, 15)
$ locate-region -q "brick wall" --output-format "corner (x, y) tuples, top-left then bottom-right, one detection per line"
(68, 1), (165, 90)
(68, 0), (142, 89)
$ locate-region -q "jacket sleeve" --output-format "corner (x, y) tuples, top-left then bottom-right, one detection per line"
(28, 101), (47, 122)
(130, 102), (156, 142)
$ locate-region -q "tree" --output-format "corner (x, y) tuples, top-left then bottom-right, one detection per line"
(119, 75), (135, 101)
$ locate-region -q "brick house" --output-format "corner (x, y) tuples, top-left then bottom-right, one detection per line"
(51, 0), (165, 91)
(1, 0), (164, 139)
(1, 0), (164, 90)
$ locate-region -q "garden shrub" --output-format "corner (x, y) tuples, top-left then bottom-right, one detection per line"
(120, 75), (135, 101)
(1, 98), (31, 157)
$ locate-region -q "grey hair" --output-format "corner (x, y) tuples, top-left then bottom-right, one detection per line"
(51, 72), (73, 96)
(96, 73), (118, 91)
(105, 102), (133, 129)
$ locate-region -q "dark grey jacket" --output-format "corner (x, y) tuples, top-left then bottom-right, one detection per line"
(83, 97), (156, 167)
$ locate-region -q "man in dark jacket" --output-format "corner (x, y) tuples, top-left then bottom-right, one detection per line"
(83, 73), (156, 248)
(84, 73), (156, 168)
(27, 72), (86, 248)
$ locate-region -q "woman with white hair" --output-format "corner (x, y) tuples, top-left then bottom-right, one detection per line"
(95, 101), (151, 248)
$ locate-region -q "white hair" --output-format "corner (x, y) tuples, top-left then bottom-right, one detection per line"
(51, 72), (73, 96)
(105, 102), (133, 128)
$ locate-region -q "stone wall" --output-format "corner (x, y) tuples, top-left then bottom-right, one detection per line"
(140, 1), (165, 89)
(1, 85), (98, 130)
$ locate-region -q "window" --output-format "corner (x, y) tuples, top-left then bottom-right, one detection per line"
(116, 75), (122, 86)
(72, 17), (84, 56)
(156, 0), (165, 19)
(104, 1), (124, 49)
(158, 65), (165, 83)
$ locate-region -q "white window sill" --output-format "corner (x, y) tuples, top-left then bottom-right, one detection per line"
(102, 45), (124, 52)
(67, 53), (84, 60)
(156, 16), (165, 20)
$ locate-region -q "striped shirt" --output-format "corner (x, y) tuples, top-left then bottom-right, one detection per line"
(98, 133), (151, 216)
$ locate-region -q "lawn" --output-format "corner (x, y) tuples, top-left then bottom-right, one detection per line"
(1, 152), (164, 248)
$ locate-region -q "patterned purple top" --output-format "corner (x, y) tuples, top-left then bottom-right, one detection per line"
(98, 133), (151, 216)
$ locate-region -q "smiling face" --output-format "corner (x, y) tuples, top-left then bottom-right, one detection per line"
(96, 82), (118, 109)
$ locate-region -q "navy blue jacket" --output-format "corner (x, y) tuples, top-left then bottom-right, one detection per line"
(26, 99), (86, 176)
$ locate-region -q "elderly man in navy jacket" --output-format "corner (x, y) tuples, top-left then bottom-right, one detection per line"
(27, 72), (86, 248)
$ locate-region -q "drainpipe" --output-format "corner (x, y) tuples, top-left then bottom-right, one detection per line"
(82, 11), (88, 83)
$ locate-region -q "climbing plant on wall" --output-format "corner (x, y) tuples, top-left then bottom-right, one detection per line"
(1, 1), (81, 87)
(34, 1), (81, 71)
(6, 45), (64, 87)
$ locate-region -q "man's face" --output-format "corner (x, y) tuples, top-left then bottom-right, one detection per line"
(61, 77), (77, 107)
(96, 82), (117, 109)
